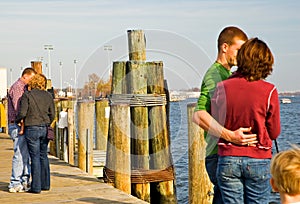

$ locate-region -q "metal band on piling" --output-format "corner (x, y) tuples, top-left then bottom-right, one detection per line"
(108, 94), (167, 107)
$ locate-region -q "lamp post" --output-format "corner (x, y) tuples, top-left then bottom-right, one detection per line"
(44, 45), (54, 79)
(45, 63), (48, 79)
(74, 59), (77, 97)
(59, 61), (63, 94)
(104, 45), (112, 75)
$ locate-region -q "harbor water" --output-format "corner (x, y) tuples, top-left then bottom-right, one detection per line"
(169, 95), (300, 204)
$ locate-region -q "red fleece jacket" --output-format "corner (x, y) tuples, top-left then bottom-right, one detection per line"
(211, 72), (281, 159)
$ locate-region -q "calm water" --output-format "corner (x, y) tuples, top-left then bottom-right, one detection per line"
(169, 95), (300, 204)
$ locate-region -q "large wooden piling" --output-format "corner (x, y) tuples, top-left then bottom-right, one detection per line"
(105, 61), (127, 186)
(127, 30), (151, 202)
(147, 62), (177, 203)
(187, 103), (214, 204)
(127, 61), (150, 202)
(104, 29), (177, 203)
(77, 101), (95, 174)
(111, 104), (131, 194)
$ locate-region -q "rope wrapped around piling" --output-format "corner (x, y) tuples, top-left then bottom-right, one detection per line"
(108, 94), (167, 107)
(103, 165), (175, 184)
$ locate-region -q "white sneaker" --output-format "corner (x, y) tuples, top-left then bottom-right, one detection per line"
(22, 182), (31, 192)
(8, 185), (24, 193)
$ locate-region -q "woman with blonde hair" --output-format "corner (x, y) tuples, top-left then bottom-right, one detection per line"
(16, 73), (55, 193)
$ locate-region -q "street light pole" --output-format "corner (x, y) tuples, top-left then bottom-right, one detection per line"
(74, 59), (77, 96)
(44, 45), (54, 79)
(59, 61), (63, 93)
(104, 45), (112, 75)
(45, 63), (48, 79)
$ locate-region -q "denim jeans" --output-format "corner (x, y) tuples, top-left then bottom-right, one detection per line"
(8, 124), (30, 188)
(25, 125), (50, 193)
(217, 156), (271, 204)
(206, 154), (223, 204)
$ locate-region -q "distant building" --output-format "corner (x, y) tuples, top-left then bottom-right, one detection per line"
(169, 90), (200, 102)
(0, 68), (7, 99)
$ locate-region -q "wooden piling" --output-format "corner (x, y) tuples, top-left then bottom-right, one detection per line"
(77, 101), (94, 174)
(187, 103), (214, 204)
(95, 99), (109, 150)
(111, 61), (127, 94)
(31, 61), (42, 74)
(147, 62), (177, 203)
(67, 108), (75, 165)
(54, 100), (61, 158)
(105, 61), (127, 186)
(111, 104), (131, 194)
(104, 29), (177, 203)
(46, 79), (52, 91)
(127, 30), (146, 61)
(127, 61), (150, 202)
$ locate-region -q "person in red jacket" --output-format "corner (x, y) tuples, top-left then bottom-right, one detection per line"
(211, 37), (281, 203)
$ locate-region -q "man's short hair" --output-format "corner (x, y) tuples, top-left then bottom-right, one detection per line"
(21, 67), (37, 76)
(270, 146), (300, 195)
(217, 26), (248, 52)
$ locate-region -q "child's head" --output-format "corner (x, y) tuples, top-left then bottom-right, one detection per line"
(270, 146), (300, 195)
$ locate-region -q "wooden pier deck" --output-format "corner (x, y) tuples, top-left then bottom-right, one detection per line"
(0, 133), (148, 204)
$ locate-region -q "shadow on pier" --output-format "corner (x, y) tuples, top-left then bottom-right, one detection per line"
(0, 133), (147, 204)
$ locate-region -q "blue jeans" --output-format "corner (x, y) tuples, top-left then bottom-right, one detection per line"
(8, 124), (30, 188)
(217, 156), (271, 204)
(25, 125), (50, 193)
(206, 154), (223, 204)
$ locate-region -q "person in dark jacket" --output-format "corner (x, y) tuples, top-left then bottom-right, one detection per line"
(16, 73), (55, 194)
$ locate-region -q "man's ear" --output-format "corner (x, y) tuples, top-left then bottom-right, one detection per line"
(221, 43), (229, 53)
(270, 178), (279, 192)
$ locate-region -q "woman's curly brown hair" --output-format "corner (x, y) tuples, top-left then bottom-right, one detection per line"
(237, 37), (274, 81)
(28, 73), (47, 90)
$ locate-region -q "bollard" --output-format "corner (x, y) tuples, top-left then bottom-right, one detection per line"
(187, 103), (214, 204)
(77, 101), (94, 174)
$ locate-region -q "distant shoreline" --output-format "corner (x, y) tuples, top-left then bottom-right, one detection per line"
(279, 91), (300, 96)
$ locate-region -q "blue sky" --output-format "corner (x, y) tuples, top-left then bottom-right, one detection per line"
(0, 0), (299, 92)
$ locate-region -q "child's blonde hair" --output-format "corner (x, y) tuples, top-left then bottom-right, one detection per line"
(270, 145), (300, 195)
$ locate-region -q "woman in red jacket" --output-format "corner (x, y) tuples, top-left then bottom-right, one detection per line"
(211, 37), (281, 203)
